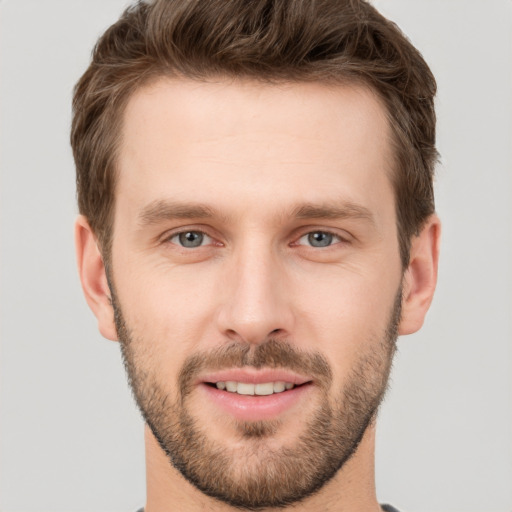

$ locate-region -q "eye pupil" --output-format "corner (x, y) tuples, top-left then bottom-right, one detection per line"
(179, 231), (203, 248)
(308, 231), (333, 247)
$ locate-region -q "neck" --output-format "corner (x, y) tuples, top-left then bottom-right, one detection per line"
(144, 422), (382, 512)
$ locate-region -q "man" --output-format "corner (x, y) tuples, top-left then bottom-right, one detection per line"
(72, 0), (440, 511)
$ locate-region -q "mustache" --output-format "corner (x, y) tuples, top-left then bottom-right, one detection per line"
(178, 339), (333, 398)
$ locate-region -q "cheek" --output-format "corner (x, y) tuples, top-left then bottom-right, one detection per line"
(113, 263), (223, 384)
(113, 247), (212, 323)
(292, 266), (400, 375)
(296, 263), (399, 326)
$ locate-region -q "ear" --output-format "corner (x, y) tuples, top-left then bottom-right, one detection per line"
(399, 214), (441, 335)
(75, 215), (118, 341)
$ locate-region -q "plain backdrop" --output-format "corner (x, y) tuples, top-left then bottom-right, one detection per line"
(1, 1), (511, 511)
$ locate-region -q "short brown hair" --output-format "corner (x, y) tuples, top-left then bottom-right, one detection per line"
(71, 0), (437, 266)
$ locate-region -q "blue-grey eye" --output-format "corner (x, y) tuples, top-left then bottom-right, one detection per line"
(299, 231), (340, 247)
(173, 231), (209, 248)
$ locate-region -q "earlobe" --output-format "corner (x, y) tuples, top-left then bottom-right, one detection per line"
(75, 215), (118, 341)
(399, 215), (441, 335)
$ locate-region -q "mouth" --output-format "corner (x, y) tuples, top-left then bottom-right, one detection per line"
(198, 369), (314, 421)
(206, 380), (305, 395)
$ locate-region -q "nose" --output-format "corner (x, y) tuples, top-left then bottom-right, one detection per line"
(215, 242), (295, 345)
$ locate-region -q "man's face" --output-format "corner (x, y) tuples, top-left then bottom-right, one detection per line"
(110, 79), (403, 508)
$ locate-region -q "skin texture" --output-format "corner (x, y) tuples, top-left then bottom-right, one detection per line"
(76, 79), (440, 512)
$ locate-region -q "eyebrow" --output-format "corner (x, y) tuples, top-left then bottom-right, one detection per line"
(138, 199), (375, 226)
(292, 202), (375, 225)
(138, 199), (216, 226)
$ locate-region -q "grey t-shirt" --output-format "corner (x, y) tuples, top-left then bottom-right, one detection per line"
(137, 505), (400, 511)
(381, 505), (401, 512)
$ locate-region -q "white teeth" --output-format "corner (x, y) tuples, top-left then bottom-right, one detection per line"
(215, 381), (296, 395)
(225, 381), (237, 392)
(273, 381), (286, 393)
(237, 382), (255, 395)
(254, 382), (274, 395)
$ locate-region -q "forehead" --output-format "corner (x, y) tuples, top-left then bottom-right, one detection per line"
(116, 78), (394, 224)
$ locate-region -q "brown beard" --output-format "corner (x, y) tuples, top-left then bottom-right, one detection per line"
(113, 290), (401, 510)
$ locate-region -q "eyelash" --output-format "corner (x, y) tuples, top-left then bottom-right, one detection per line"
(166, 230), (215, 248)
(295, 230), (345, 248)
(164, 228), (348, 249)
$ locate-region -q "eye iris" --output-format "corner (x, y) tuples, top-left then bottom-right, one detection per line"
(308, 231), (332, 247)
(179, 231), (203, 248)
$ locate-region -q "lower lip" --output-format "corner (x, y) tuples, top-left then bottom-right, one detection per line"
(200, 383), (312, 421)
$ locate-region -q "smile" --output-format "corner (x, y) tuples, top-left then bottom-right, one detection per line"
(199, 370), (313, 421)
(214, 381), (296, 395)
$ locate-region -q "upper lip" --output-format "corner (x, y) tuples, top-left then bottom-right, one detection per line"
(198, 368), (312, 386)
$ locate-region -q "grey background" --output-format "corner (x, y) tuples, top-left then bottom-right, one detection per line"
(0, 1), (510, 511)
